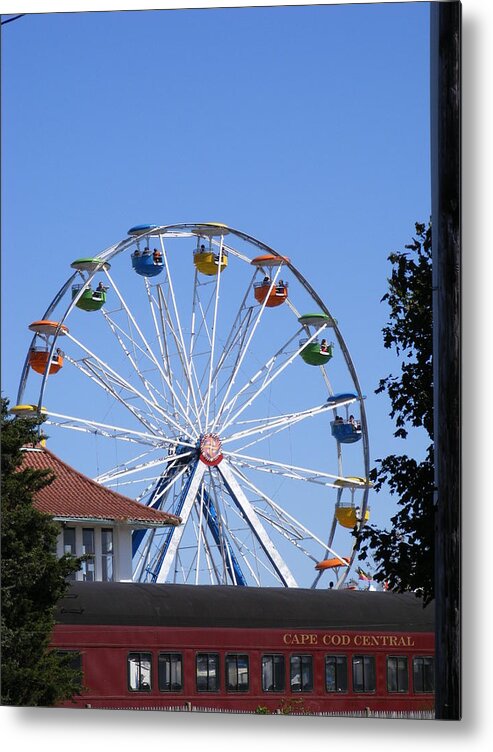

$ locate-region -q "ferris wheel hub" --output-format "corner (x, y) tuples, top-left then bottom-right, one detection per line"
(199, 433), (223, 466)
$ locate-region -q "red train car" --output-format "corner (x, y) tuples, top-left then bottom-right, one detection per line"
(53, 582), (435, 715)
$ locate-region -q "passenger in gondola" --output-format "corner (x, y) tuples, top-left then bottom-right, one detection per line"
(276, 279), (285, 293)
(143, 247), (151, 256)
(213, 249), (227, 264)
(349, 414), (356, 426)
(335, 415), (344, 424)
(320, 338), (329, 353)
(133, 249), (141, 257)
(153, 248), (162, 264)
(262, 275), (271, 286)
(97, 281), (106, 292)
(200, 244), (206, 252)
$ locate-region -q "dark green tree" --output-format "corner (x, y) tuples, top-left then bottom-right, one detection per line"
(358, 222), (435, 604)
(1, 397), (83, 706)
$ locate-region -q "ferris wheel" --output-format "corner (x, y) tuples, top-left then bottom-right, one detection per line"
(14, 222), (371, 588)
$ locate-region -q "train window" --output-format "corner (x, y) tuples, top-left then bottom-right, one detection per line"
(352, 655), (376, 693)
(290, 655), (313, 692)
(225, 654), (249, 692)
(325, 655), (348, 693)
(196, 653), (220, 692)
(127, 652), (152, 692)
(387, 656), (409, 693)
(158, 653), (183, 692)
(262, 655), (285, 692)
(413, 656), (435, 693)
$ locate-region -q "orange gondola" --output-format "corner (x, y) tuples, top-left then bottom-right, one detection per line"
(28, 320), (68, 375)
(251, 255), (290, 308)
(29, 347), (64, 375)
(315, 557), (351, 571)
(253, 280), (288, 308)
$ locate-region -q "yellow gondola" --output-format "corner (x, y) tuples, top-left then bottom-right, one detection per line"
(335, 502), (370, 529)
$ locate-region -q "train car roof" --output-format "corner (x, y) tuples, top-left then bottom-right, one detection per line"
(56, 583), (434, 632)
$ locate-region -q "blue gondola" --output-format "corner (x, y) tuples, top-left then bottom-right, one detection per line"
(331, 420), (362, 444)
(326, 392), (363, 443)
(131, 249), (164, 277)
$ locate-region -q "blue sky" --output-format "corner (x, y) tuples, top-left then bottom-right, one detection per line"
(1, 3), (431, 584)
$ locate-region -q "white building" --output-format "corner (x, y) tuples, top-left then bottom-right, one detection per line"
(21, 445), (181, 582)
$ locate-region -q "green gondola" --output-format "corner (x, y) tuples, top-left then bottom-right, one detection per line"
(72, 284), (106, 312)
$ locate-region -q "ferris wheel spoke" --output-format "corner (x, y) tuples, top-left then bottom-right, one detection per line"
(226, 463), (347, 564)
(62, 352), (171, 435)
(186, 267), (206, 424)
(205, 467), (249, 586)
(210, 265), (286, 433)
(143, 277), (168, 370)
(154, 282), (203, 431)
(63, 349), (192, 439)
(203, 270), (258, 426)
(203, 238), (227, 428)
(134, 463), (199, 582)
(223, 394), (360, 454)
(223, 402), (333, 446)
(225, 450), (362, 488)
(219, 325), (327, 435)
(218, 459), (298, 587)
(100, 309), (169, 412)
(63, 323), (196, 436)
(193, 484), (207, 584)
(195, 300), (256, 427)
(211, 486), (281, 586)
(215, 328), (303, 434)
(101, 300), (179, 415)
(94, 451), (194, 485)
(159, 291), (206, 433)
(189, 273), (230, 425)
(130, 462), (193, 515)
(189, 498), (223, 586)
(104, 268), (199, 437)
(153, 460), (207, 583)
(156, 237), (204, 430)
(45, 411), (178, 448)
(211, 270), (257, 377)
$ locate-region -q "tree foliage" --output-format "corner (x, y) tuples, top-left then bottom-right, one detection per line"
(358, 222), (434, 604)
(1, 397), (83, 706)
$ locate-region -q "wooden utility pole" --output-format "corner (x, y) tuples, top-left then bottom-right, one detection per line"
(430, 0), (461, 721)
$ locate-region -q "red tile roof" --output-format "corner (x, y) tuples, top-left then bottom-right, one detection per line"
(20, 446), (181, 528)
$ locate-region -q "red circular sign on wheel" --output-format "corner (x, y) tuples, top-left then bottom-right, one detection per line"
(199, 433), (223, 466)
